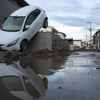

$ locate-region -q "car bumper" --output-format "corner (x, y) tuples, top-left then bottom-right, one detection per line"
(1, 44), (20, 51)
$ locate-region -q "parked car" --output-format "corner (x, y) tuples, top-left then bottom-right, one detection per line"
(0, 6), (48, 51)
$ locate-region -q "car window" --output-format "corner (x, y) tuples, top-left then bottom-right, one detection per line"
(23, 76), (41, 98)
(1, 16), (25, 31)
(33, 9), (41, 20)
(25, 13), (34, 26)
(25, 9), (41, 26)
(1, 76), (24, 91)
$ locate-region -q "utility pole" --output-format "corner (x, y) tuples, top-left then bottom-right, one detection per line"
(87, 22), (92, 40)
(86, 31), (87, 42)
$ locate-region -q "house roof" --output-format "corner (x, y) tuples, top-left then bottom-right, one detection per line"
(58, 32), (67, 36)
(15, 0), (29, 7)
(94, 29), (100, 36)
(73, 40), (82, 41)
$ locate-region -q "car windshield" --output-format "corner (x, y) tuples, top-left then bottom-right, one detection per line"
(1, 16), (25, 32)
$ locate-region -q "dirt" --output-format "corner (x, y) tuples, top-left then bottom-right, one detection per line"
(0, 49), (71, 63)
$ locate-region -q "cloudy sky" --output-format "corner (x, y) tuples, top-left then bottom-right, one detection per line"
(25, 0), (100, 41)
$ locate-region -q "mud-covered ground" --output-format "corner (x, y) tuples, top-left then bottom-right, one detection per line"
(0, 51), (100, 100)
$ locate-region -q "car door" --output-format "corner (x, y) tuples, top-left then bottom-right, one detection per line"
(23, 9), (41, 40)
(32, 9), (43, 30)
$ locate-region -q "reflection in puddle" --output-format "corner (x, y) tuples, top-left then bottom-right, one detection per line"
(0, 55), (67, 100)
(73, 52), (81, 55)
(0, 62), (48, 100)
(96, 67), (100, 70)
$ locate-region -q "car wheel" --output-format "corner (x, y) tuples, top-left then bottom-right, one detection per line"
(20, 40), (28, 52)
(43, 18), (48, 28)
(20, 59), (28, 68)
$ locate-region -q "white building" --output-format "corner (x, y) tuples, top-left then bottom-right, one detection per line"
(73, 40), (82, 49)
(67, 38), (74, 51)
(40, 26), (67, 40)
(57, 32), (66, 40)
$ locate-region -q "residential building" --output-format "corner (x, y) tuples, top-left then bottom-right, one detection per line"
(73, 40), (82, 49)
(93, 29), (100, 50)
(39, 26), (58, 34)
(67, 38), (74, 51)
(40, 26), (67, 40)
(81, 41), (87, 49)
(57, 32), (67, 40)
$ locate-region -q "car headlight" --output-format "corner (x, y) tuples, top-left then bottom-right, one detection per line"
(7, 38), (19, 47)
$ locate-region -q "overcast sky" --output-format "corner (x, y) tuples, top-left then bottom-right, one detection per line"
(25, 0), (100, 41)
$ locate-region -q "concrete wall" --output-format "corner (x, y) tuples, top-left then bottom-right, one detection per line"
(29, 32), (52, 51)
(52, 33), (69, 50)
(29, 32), (70, 51)
(29, 58), (53, 75)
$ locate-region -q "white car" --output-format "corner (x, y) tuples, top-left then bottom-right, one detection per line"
(0, 6), (48, 51)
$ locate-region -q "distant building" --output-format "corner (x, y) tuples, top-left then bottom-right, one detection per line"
(40, 26), (67, 40)
(81, 41), (87, 49)
(93, 29), (100, 50)
(57, 32), (67, 40)
(86, 40), (93, 50)
(67, 38), (74, 51)
(39, 26), (58, 34)
(0, 0), (28, 27)
(73, 40), (82, 49)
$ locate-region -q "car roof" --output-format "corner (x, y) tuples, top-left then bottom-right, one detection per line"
(10, 6), (41, 16)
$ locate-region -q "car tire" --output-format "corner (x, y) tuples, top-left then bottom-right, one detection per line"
(20, 40), (28, 52)
(20, 59), (28, 68)
(43, 18), (48, 28)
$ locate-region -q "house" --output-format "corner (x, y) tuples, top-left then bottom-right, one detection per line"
(73, 40), (82, 50)
(40, 26), (67, 40)
(67, 38), (74, 51)
(93, 29), (100, 50)
(57, 32), (67, 40)
(0, 0), (28, 27)
(81, 41), (87, 49)
(39, 26), (58, 34)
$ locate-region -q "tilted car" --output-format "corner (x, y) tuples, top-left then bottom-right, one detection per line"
(0, 6), (48, 51)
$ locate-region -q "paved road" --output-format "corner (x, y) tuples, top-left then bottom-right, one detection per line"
(38, 51), (100, 100)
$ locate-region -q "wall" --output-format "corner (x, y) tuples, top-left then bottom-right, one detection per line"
(29, 32), (52, 51)
(52, 33), (69, 50)
(93, 31), (100, 50)
(29, 32), (70, 51)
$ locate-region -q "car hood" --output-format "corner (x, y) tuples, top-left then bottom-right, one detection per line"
(0, 30), (20, 44)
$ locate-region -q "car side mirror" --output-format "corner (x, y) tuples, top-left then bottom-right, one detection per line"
(25, 25), (30, 30)
(23, 25), (30, 31)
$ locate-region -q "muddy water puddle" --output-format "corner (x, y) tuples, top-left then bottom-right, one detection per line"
(0, 51), (100, 100)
